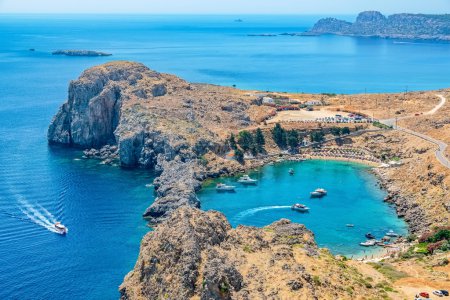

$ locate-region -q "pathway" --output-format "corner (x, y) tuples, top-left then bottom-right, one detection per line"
(380, 94), (449, 169)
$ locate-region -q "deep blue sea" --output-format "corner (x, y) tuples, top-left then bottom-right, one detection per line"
(0, 14), (445, 299)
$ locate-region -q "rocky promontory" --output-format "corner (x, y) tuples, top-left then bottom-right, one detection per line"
(307, 11), (450, 41)
(120, 207), (384, 299)
(52, 50), (112, 56)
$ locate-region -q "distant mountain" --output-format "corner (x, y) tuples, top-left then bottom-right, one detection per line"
(307, 11), (450, 41)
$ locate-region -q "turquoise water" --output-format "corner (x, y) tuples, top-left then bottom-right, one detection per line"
(199, 160), (408, 257)
(0, 14), (439, 299)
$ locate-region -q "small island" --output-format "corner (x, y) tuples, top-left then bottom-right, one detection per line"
(52, 50), (112, 57)
(305, 11), (450, 41)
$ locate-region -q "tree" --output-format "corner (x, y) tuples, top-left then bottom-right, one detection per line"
(234, 149), (244, 164)
(330, 126), (342, 136)
(229, 133), (237, 150)
(341, 127), (351, 135)
(272, 123), (286, 148)
(287, 130), (299, 150)
(310, 130), (325, 143)
(254, 128), (265, 152)
(237, 131), (253, 152)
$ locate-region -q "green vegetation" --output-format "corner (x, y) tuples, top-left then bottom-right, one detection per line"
(237, 131), (253, 152)
(228, 133), (237, 150)
(272, 123), (287, 148)
(330, 126), (351, 136)
(321, 93), (336, 97)
(312, 275), (321, 286)
(368, 262), (408, 281)
(373, 121), (392, 129)
(254, 128), (266, 153)
(310, 130), (325, 143)
(287, 129), (300, 150)
(234, 149), (244, 164)
(415, 227), (450, 254)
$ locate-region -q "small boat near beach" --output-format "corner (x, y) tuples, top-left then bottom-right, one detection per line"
(216, 183), (236, 192)
(54, 222), (68, 235)
(310, 188), (327, 198)
(385, 230), (399, 237)
(237, 175), (257, 185)
(346, 224), (355, 227)
(359, 240), (376, 247)
(291, 203), (310, 212)
(288, 168), (294, 175)
(365, 233), (375, 239)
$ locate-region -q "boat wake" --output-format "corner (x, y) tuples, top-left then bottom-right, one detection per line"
(233, 205), (291, 221)
(18, 198), (63, 234)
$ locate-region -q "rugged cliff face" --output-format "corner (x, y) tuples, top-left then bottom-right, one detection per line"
(309, 11), (450, 40)
(120, 207), (384, 300)
(48, 61), (253, 169)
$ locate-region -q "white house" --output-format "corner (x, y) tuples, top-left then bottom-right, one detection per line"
(262, 97), (275, 104)
(304, 100), (322, 106)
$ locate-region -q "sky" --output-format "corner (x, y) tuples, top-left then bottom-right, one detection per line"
(0, 0), (449, 14)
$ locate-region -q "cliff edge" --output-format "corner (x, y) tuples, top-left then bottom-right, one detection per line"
(308, 11), (450, 41)
(120, 207), (384, 300)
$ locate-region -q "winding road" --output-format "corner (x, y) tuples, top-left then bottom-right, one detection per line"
(381, 94), (449, 169)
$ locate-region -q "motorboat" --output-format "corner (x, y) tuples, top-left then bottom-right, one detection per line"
(314, 188), (327, 195)
(291, 203), (310, 212)
(310, 188), (327, 198)
(216, 183), (236, 192)
(385, 230), (399, 237)
(288, 168), (295, 175)
(365, 233), (375, 239)
(346, 224), (355, 227)
(360, 240), (376, 247)
(54, 222), (68, 235)
(237, 175), (257, 185)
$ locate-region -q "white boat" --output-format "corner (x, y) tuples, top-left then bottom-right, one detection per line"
(291, 203), (310, 212)
(346, 224), (355, 227)
(359, 240), (376, 247)
(237, 175), (257, 185)
(310, 188), (327, 198)
(288, 168), (294, 175)
(54, 222), (68, 235)
(385, 230), (399, 237)
(216, 183), (236, 192)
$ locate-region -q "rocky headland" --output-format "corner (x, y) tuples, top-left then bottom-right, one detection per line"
(49, 62), (449, 299)
(306, 11), (450, 41)
(52, 50), (112, 56)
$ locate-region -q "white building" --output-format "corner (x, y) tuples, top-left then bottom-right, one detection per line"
(304, 100), (322, 106)
(262, 97), (275, 104)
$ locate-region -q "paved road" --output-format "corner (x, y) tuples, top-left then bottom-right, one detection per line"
(380, 94), (449, 169)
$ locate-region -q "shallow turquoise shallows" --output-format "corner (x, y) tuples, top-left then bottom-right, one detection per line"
(199, 160), (408, 257)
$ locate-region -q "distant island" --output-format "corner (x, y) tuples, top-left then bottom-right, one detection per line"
(305, 11), (450, 41)
(52, 50), (112, 57)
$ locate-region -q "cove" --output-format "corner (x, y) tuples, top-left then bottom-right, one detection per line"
(199, 160), (408, 257)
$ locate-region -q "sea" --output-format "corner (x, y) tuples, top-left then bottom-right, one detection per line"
(0, 14), (447, 299)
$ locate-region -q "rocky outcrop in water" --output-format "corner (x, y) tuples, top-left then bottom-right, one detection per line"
(307, 11), (450, 41)
(52, 50), (112, 56)
(120, 207), (383, 300)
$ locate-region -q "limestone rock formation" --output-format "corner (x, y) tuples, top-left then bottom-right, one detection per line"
(48, 61), (253, 169)
(120, 207), (383, 300)
(308, 11), (450, 41)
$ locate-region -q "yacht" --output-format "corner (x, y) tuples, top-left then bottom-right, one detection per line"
(346, 224), (355, 227)
(291, 203), (310, 212)
(314, 188), (327, 195)
(288, 168), (295, 175)
(54, 222), (68, 235)
(237, 175), (257, 185)
(216, 183), (236, 192)
(385, 230), (399, 237)
(360, 240), (376, 247)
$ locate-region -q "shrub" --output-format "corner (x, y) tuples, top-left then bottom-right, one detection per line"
(237, 130), (253, 152)
(272, 123), (286, 148)
(427, 241), (445, 254)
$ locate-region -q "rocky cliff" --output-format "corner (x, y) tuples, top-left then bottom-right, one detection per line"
(48, 61), (253, 168)
(308, 11), (450, 41)
(120, 207), (384, 300)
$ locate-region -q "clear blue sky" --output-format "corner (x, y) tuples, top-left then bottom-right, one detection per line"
(0, 0), (449, 14)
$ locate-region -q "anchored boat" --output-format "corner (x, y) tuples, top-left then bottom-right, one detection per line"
(310, 188), (327, 198)
(365, 233), (375, 239)
(385, 230), (399, 237)
(288, 168), (295, 175)
(291, 203), (310, 212)
(237, 175), (257, 185)
(360, 240), (376, 247)
(216, 183), (236, 192)
(54, 222), (68, 235)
